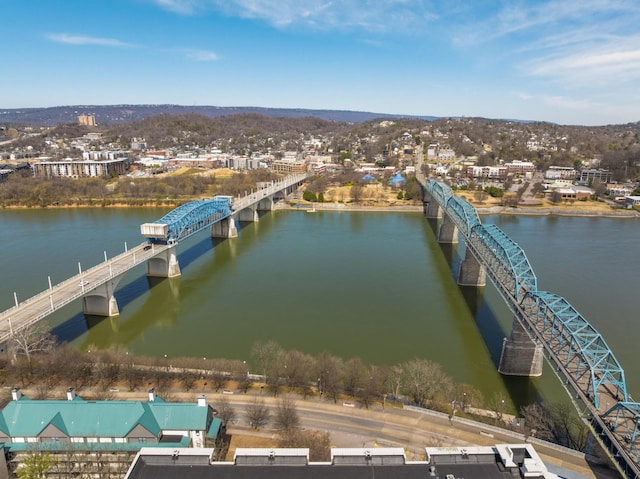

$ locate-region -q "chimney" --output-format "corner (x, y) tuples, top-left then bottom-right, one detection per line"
(148, 388), (156, 402)
(67, 387), (76, 401)
(11, 388), (21, 401)
(197, 394), (206, 407)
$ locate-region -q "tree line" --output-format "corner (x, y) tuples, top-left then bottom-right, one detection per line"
(3, 326), (588, 455)
(0, 169), (279, 208)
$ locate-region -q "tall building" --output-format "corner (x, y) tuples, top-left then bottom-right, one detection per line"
(78, 114), (96, 126)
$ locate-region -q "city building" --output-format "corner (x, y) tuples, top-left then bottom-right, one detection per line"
(0, 389), (221, 452)
(625, 196), (640, 208)
(545, 166), (578, 180)
(78, 114), (96, 127)
(467, 165), (508, 179)
(504, 160), (536, 176)
(271, 158), (307, 174)
(0, 389), (221, 478)
(579, 169), (613, 184)
(32, 158), (129, 178)
(125, 444), (560, 479)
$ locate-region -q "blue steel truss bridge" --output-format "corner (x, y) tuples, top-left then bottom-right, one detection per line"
(0, 173), (307, 345)
(422, 177), (639, 478)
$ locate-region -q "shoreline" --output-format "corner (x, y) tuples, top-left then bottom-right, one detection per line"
(278, 202), (640, 219)
(2, 200), (638, 219)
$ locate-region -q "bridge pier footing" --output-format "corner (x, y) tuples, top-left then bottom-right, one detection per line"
(146, 246), (181, 278)
(457, 248), (486, 286)
(498, 319), (544, 377)
(81, 273), (125, 317)
(211, 217), (238, 238)
(438, 214), (458, 243)
(423, 191), (442, 218)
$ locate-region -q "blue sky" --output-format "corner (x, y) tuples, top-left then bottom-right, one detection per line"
(2, 0), (640, 126)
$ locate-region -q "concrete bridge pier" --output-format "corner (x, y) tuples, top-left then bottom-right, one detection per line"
(211, 217), (238, 238)
(424, 200), (442, 219)
(146, 246), (181, 278)
(81, 273), (126, 317)
(498, 319), (544, 377)
(457, 247), (486, 286)
(236, 207), (259, 222)
(257, 196), (273, 211)
(438, 214), (459, 243)
(423, 191), (442, 219)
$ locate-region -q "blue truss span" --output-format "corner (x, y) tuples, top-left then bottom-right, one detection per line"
(424, 178), (639, 474)
(141, 196), (232, 244)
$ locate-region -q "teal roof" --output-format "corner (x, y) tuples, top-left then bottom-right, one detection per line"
(148, 402), (208, 430)
(0, 413), (8, 436)
(0, 396), (207, 439)
(207, 417), (222, 439)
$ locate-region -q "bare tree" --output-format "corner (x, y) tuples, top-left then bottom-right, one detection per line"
(245, 397), (270, 430)
(282, 350), (314, 393)
(474, 190), (488, 204)
(350, 183), (364, 203)
(274, 396), (300, 432)
(216, 397), (237, 426)
(315, 352), (343, 403)
(342, 357), (367, 398)
(277, 429), (331, 462)
(520, 403), (558, 443)
(550, 402), (589, 450)
(250, 340), (284, 388)
(9, 323), (56, 367)
(401, 358), (453, 409)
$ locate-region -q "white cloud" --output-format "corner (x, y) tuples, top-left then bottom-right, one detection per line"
(150, 0), (200, 15)
(48, 33), (133, 48)
(522, 36), (640, 88)
(184, 49), (219, 61)
(151, 0), (441, 32)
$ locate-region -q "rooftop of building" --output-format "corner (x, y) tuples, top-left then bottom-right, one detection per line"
(125, 444), (559, 479)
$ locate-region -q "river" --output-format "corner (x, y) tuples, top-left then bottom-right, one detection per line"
(0, 207), (637, 409)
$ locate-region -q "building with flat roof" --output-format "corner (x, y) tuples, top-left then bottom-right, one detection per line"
(579, 169), (612, 184)
(78, 114), (96, 127)
(271, 158), (307, 174)
(125, 444), (560, 479)
(32, 158), (129, 178)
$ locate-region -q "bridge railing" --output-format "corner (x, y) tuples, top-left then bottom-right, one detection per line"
(423, 177), (640, 471)
(145, 172), (310, 244)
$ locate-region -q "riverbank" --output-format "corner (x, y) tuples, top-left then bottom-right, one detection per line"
(278, 200), (640, 218)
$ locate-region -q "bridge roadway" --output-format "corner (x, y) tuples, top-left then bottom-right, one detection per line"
(0, 242), (168, 344)
(421, 177), (639, 479)
(0, 173), (308, 346)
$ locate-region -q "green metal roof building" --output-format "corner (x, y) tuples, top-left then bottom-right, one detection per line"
(0, 388), (221, 452)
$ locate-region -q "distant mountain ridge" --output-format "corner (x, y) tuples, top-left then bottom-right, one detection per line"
(0, 104), (438, 125)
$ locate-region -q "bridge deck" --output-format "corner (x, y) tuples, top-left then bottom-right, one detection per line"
(0, 172), (309, 345)
(423, 177), (639, 478)
(0, 242), (168, 344)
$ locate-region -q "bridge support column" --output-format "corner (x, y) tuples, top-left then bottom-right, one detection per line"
(237, 207), (259, 222)
(146, 246), (181, 278)
(498, 319), (544, 377)
(257, 197), (273, 211)
(423, 192), (442, 218)
(211, 217), (238, 238)
(457, 248), (486, 286)
(82, 273), (126, 317)
(438, 214), (458, 243)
